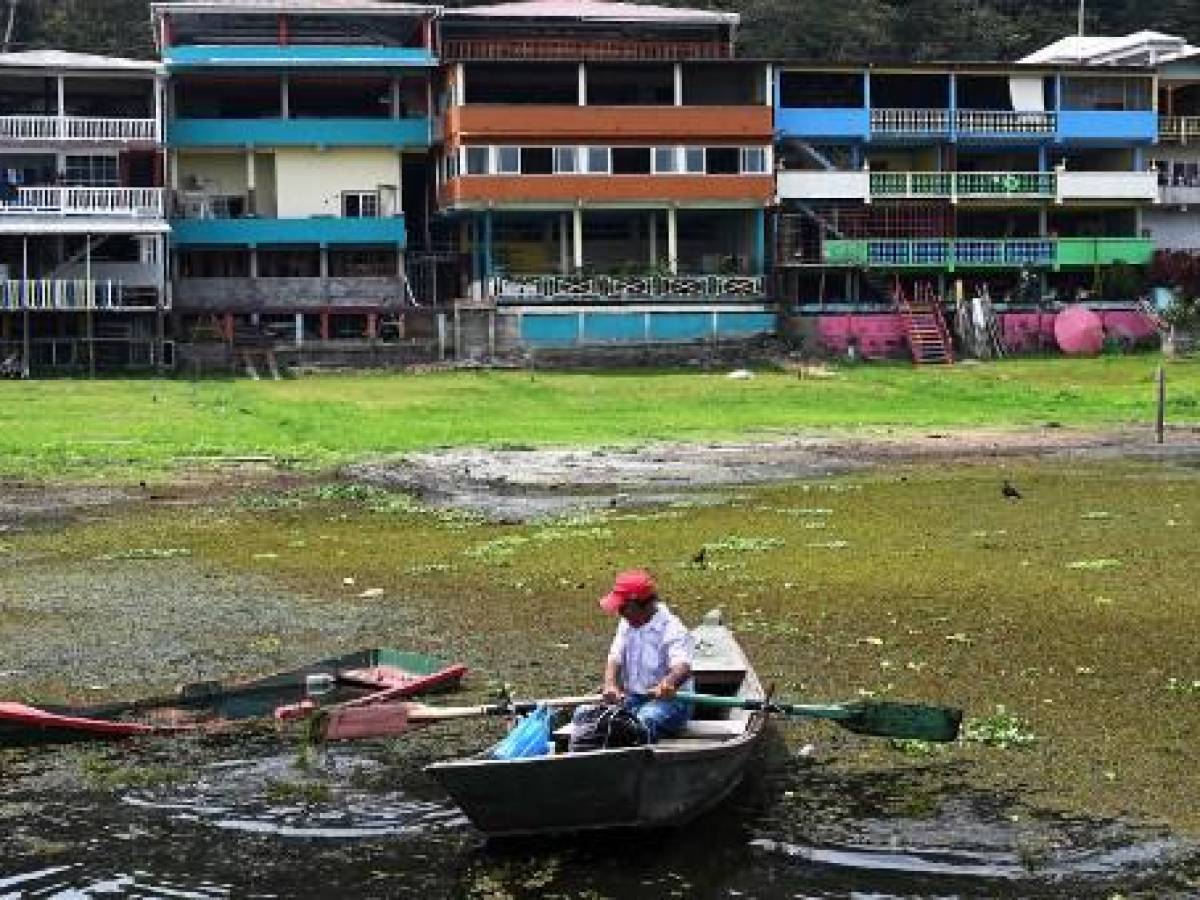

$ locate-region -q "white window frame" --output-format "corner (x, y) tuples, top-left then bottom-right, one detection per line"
(683, 146), (706, 174)
(342, 191), (381, 218)
(553, 146), (579, 174)
(63, 153), (119, 187)
(740, 146), (768, 174)
(463, 145), (490, 176)
(496, 145), (521, 175)
(652, 146), (680, 174)
(585, 146), (611, 175)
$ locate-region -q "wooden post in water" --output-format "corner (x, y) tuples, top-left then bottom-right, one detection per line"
(1156, 364), (1166, 445)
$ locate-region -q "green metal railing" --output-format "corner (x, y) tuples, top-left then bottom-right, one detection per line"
(821, 238), (1154, 269)
(869, 171), (1056, 199)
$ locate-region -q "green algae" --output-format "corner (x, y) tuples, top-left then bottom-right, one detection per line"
(4, 457), (1200, 836)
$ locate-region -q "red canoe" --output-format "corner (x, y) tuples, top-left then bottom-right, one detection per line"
(0, 650), (467, 746)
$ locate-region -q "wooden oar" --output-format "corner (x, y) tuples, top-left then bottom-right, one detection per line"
(678, 692), (962, 743)
(314, 694), (602, 742)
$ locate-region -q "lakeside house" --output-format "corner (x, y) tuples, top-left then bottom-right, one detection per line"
(0, 1), (1191, 372)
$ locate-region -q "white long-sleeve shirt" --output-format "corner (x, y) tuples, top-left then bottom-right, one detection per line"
(607, 603), (694, 695)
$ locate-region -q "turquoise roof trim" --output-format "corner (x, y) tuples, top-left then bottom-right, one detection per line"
(165, 45), (437, 69)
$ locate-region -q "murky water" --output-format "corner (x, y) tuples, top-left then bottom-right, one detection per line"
(3, 735), (1196, 899)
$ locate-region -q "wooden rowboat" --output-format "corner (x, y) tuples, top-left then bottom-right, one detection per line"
(0, 649), (466, 746)
(426, 610), (764, 837)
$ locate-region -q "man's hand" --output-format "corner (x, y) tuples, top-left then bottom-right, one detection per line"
(651, 678), (677, 700)
(602, 682), (622, 703)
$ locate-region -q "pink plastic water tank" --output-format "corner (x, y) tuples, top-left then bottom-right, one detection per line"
(1054, 305), (1104, 355)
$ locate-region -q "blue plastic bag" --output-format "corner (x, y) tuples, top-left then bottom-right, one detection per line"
(490, 705), (553, 760)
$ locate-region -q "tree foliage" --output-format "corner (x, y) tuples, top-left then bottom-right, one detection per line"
(6, 0), (1200, 62)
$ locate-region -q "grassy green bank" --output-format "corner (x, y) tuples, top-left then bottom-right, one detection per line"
(6, 459), (1198, 834)
(1, 356), (1197, 480)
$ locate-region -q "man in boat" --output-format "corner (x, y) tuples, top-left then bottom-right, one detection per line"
(575, 569), (694, 744)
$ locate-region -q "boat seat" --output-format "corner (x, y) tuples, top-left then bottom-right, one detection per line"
(553, 718), (744, 742)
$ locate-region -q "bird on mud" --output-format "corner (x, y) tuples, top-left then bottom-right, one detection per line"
(1001, 480), (1023, 500)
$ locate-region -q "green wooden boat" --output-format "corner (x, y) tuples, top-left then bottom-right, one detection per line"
(426, 610), (764, 837)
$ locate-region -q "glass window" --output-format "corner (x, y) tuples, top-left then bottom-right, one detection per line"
(741, 147), (767, 174)
(554, 146), (578, 174)
(653, 147), (678, 173)
(63, 155), (118, 186)
(496, 146), (520, 175)
(684, 147), (705, 174)
(465, 146), (489, 175)
(342, 191), (380, 218)
(586, 147), (610, 174)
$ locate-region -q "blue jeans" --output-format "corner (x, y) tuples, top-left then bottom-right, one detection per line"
(622, 694), (692, 743)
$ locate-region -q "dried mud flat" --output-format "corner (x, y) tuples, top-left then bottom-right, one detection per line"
(347, 425), (1200, 521)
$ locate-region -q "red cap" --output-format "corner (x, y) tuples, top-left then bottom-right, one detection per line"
(599, 569), (656, 615)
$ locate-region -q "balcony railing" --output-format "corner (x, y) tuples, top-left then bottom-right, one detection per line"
(0, 187), (165, 217)
(956, 110), (1056, 135)
(870, 109), (1056, 136)
(823, 238), (1153, 268)
(0, 115), (159, 143)
(0, 279), (159, 311)
(489, 273), (765, 301)
(1160, 116), (1200, 142)
(869, 171), (1056, 199)
(871, 108), (950, 135)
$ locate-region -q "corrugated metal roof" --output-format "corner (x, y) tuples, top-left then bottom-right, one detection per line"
(447, 0), (737, 26)
(1020, 30), (1198, 66)
(0, 50), (162, 73)
(151, 0), (437, 13)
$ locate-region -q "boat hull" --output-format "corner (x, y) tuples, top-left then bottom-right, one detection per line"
(428, 724), (761, 836)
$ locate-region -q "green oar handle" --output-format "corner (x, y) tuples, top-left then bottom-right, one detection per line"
(678, 691), (962, 742)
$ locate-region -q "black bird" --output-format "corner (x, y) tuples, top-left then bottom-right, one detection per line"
(691, 547), (708, 566)
(1001, 480), (1022, 500)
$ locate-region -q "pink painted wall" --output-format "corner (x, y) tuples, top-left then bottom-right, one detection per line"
(808, 310), (1158, 359)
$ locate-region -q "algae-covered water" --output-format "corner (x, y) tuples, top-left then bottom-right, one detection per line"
(2, 454), (1199, 897)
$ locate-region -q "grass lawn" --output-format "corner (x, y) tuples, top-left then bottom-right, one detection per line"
(0, 355), (1197, 480)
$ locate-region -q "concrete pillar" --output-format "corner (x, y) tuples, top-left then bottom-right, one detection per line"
(249, 248), (259, 279)
(391, 76), (401, 119)
(648, 211), (658, 267)
(280, 75), (290, 119)
(320, 311), (330, 341)
(1038, 206), (1049, 237)
(752, 209), (765, 274)
(56, 75), (65, 124)
(578, 63), (587, 107)
(572, 207), (584, 270)
(667, 206), (678, 274)
(153, 78), (164, 144)
(294, 312), (304, 346)
(673, 64), (683, 107)
(367, 312), (378, 340)
(245, 150), (257, 214)
(454, 64), (465, 106)
(559, 213), (569, 274)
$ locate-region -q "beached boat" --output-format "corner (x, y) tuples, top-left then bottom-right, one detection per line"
(426, 610), (764, 837)
(0, 649), (466, 746)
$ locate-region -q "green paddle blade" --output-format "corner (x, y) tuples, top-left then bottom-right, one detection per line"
(780, 700), (963, 743)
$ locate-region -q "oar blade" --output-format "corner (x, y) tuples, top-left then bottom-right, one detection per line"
(836, 701), (962, 743)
